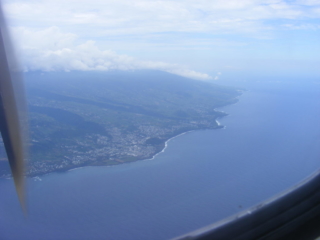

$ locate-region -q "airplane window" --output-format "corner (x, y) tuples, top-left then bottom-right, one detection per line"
(0, 1), (320, 239)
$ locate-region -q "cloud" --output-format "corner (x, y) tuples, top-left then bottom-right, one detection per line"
(10, 26), (212, 80)
(3, 1), (320, 77)
(213, 72), (222, 80)
(3, 0), (319, 38)
(282, 23), (320, 30)
(294, 0), (320, 6)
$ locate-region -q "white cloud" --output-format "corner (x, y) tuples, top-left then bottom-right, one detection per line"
(282, 23), (320, 30)
(11, 26), (212, 80)
(294, 0), (320, 6)
(3, 0), (319, 37)
(3, 1), (320, 77)
(213, 72), (222, 80)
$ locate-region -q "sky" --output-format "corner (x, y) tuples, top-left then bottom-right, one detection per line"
(1, 0), (320, 80)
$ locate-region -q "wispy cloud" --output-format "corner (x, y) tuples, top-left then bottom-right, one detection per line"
(214, 72), (222, 80)
(282, 23), (320, 30)
(295, 0), (320, 6)
(3, 0), (319, 37)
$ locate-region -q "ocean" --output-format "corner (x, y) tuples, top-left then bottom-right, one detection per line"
(1, 79), (320, 240)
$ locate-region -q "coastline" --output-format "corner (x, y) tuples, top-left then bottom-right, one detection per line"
(0, 121), (228, 179)
(147, 130), (194, 161)
(17, 123), (225, 178)
(1, 127), (225, 180)
(1, 91), (244, 179)
(25, 127), (222, 178)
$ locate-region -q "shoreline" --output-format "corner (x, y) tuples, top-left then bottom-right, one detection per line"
(1, 122), (228, 180)
(1, 92), (244, 179)
(19, 126), (225, 179)
(1, 126), (225, 180)
(146, 130), (194, 161)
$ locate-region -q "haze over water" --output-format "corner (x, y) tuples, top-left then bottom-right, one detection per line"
(1, 78), (320, 240)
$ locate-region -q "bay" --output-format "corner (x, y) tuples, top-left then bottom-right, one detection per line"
(1, 79), (320, 240)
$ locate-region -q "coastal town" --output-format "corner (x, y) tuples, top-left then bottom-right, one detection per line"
(0, 71), (240, 177)
(25, 117), (224, 177)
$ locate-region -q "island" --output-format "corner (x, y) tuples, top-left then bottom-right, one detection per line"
(0, 70), (242, 177)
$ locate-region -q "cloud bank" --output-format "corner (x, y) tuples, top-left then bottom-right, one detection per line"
(11, 27), (212, 80)
(4, 0), (320, 78)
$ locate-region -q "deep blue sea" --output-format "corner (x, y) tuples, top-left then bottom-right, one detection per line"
(1, 79), (320, 240)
